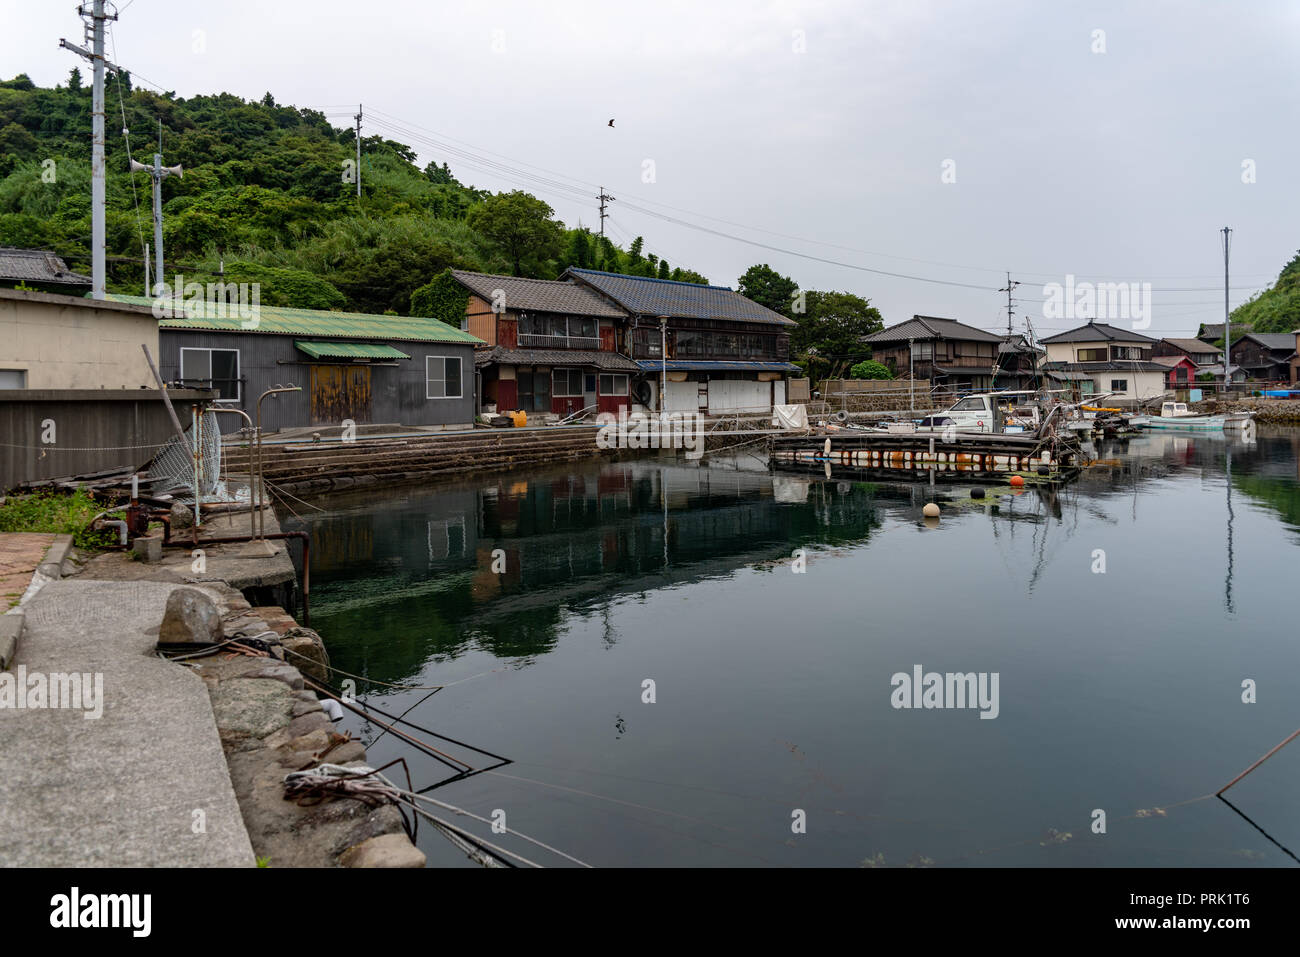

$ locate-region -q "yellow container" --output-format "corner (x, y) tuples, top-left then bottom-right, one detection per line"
(508, 409), (527, 428)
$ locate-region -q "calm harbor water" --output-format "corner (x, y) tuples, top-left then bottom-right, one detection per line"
(282, 428), (1300, 867)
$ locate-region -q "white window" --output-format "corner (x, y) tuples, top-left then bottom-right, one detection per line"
(428, 517), (466, 561)
(0, 369), (26, 388)
(426, 356), (463, 399)
(599, 373), (628, 396)
(179, 347), (240, 400)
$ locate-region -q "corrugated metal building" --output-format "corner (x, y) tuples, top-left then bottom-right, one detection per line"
(108, 294), (483, 434)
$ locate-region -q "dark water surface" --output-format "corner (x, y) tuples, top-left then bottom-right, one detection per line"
(282, 428), (1300, 867)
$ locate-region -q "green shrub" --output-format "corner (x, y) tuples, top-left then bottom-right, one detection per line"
(848, 360), (893, 380)
(0, 488), (116, 550)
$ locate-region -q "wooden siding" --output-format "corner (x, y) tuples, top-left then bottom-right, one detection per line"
(309, 365), (372, 425)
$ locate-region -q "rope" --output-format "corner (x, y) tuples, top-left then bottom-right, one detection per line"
(0, 440), (171, 452)
(399, 789), (593, 868)
(283, 763), (403, 808)
(279, 643), (507, 691)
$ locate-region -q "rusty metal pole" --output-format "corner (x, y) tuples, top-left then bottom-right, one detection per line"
(191, 404), (202, 527)
(255, 385), (301, 542)
(208, 407), (256, 535)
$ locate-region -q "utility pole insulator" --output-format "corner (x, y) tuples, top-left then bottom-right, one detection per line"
(354, 104), (362, 199)
(598, 187), (615, 239)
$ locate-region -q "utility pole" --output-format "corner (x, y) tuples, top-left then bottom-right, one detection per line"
(354, 104), (362, 199)
(598, 186), (615, 239)
(130, 153), (182, 294)
(61, 1), (121, 300)
(1221, 226), (1232, 393)
(999, 271), (1020, 337)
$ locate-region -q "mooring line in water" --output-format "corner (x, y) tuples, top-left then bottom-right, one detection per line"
(510, 759), (932, 828)
(303, 675), (514, 795)
(282, 644), (511, 693)
(304, 677), (476, 774)
(366, 687), (441, 750)
(282, 645), (447, 691)
(388, 788), (593, 868)
(1217, 726), (1300, 796)
(1216, 794), (1299, 865)
(486, 769), (752, 836)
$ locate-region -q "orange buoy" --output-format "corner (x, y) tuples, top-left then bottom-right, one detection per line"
(1009, 474), (1025, 487)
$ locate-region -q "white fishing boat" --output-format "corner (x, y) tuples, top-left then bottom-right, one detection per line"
(1140, 401), (1229, 430)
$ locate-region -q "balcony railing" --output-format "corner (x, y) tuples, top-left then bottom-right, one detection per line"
(518, 333), (601, 349)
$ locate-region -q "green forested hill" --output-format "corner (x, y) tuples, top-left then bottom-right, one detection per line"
(0, 71), (707, 314)
(1230, 250), (1300, 336)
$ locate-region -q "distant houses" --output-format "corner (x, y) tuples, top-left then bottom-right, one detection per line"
(1228, 332), (1297, 384)
(862, 316), (1004, 392)
(0, 247), (92, 295)
(448, 267), (800, 417)
(449, 270), (638, 418)
(1039, 321), (1167, 403)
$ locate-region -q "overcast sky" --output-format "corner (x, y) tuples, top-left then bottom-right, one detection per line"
(4, 0), (1298, 336)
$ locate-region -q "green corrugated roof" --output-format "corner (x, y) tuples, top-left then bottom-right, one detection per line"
(107, 294), (483, 345)
(295, 340), (411, 360)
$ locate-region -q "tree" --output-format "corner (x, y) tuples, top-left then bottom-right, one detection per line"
(1229, 249), (1300, 334)
(465, 190), (563, 276)
(560, 228), (594, 271)
(849, 360), (893, 380)
(657, 259), (670, 279)
(410, 269), (470, 325)
(67, 68), (82, 92)
(792, 290), (884, 377)
(737, 264), (798, 317)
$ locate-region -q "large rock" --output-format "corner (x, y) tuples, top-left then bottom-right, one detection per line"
(157, 587), (223, 646)
(170, 503), (194, 530)
(339, 833), (426, 868)
(280, 629), (330, 684)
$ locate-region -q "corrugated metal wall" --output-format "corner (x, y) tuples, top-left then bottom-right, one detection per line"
(159, 331), (475, 433)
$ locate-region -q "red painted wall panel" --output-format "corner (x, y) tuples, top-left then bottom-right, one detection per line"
(497, 379), (517, 409)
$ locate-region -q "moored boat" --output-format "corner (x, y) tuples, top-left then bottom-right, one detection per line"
(1139, 401), (1231, 431)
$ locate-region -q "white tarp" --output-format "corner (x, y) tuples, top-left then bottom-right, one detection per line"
(772, 404), (809, 430)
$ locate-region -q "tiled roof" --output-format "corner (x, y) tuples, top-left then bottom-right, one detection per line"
(0, 247), (92, 286)
(864, 315), (1003, 344)
(1042, 360), (1169, 373)
(998, 335), (1043, 354)
(108, 294), (483, 345)
(474, 347), (640, 371)
(1160, 337), (1221, 355)
(564, 268), (794, 326)
(1197, 323), (1250, 340)
(1151, 355), (1197, 368)
(1236, 333), (1297, 351)
(450, 270), (627, 319)
(631, 359), (801, 372)
(1039, 321), (1157, 344)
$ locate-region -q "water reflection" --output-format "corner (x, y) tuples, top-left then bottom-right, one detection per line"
(285, 428), (1300, 683)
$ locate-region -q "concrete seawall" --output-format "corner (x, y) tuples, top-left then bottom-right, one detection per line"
(0, 495), (426, 867)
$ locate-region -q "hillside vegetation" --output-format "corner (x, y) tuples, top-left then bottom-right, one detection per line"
(1230, 251), (1300, 337)
(0, 71), (707, 315)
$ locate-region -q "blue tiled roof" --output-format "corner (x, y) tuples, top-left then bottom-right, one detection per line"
(565, 269), (795, 326)
(633, 359), (801, 373)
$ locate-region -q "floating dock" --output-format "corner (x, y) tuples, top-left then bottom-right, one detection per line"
(770, 428), (1083, 483)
